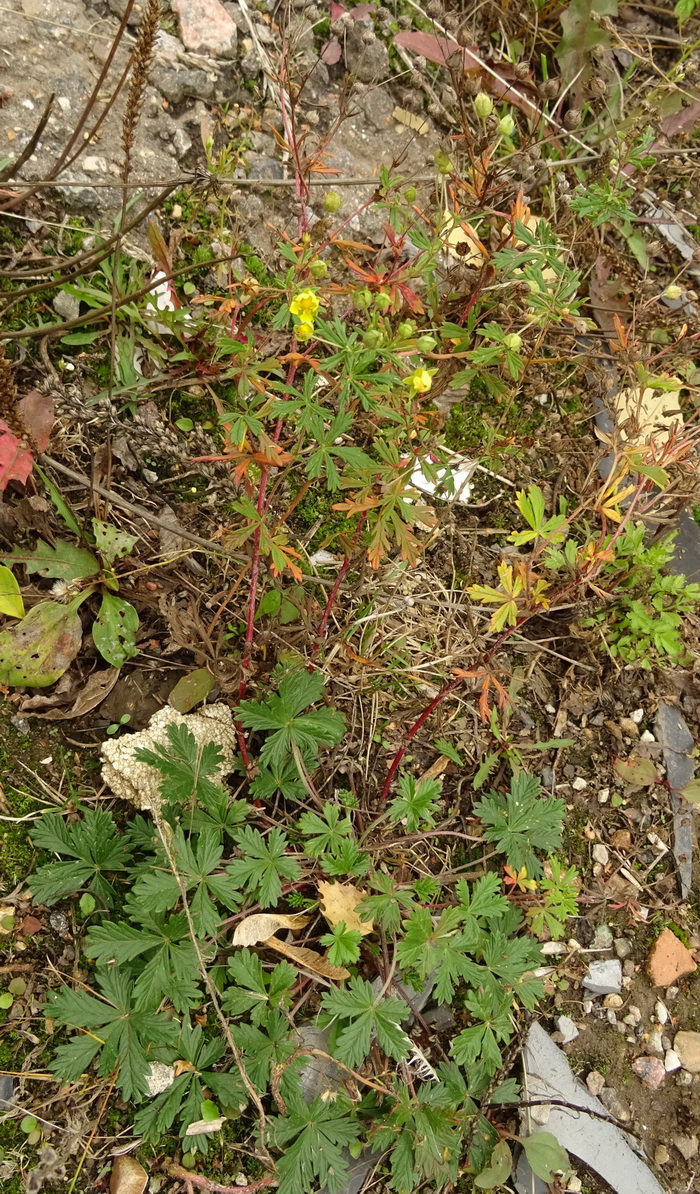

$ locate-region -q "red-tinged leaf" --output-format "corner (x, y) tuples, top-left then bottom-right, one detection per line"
(661, 98), (700, 140)
(397, 283), (424, 315)
(20, 914), (43, 935)
(330, 0), (346, 15)
(349, 2), (374, 17)
(394, 32), (539, 118)
(16, 390), (55, 452)
(394, 30), (477, 65)
(0, 421), (33, 490)
(321, 37), (342, 64)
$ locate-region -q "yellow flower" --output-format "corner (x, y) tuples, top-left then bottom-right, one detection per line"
(295, 321), (314, 342)
(406, 367), (433, 394)
(289, 289), (321, 321)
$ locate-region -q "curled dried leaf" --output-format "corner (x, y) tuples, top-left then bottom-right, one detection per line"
(265, 936), (350, 980)
(233, 912), (309, 947)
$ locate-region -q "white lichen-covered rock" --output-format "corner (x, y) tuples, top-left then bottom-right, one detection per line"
(101, 703), (236, 810)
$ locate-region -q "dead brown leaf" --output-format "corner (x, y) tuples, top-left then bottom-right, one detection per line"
(265, 936), (350, 980)
(232, 912), (309, 947)
(110, 1156), (147, 1194)
(16, 390), (55, 452)
(317, 880), (373, 936)
(25, 668), (120, 721)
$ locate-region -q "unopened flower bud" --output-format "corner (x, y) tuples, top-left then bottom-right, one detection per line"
(353, 288), (372, 310)
(398, 320), (416, 339)
(363, 329), (383, 350)
(323, 190), (342, 213)
(474, 92), (493, 119)
(664, 284), (683, 300)
(498, 113), (516, 137)
(309, 259), (328, 279)
(504, 333), (522, 351)
(404, 185), (417, 203)
(374, 292), (392, 311)
(415, 335), (437, 352)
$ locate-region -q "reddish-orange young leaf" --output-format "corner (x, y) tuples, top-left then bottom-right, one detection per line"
(332, 495), (378, 517)
(17, 391), (55, 452)
(0, 421), (32, 490)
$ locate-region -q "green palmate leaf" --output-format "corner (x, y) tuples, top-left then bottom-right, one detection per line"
(520, 1132), (570, 1181)
(388, 773), (442, 833)
(319, 921), (362, 967)
(223, 949), (296, 1024)
(92, 594), (139, 668)
(357, 873), (416, 935)
(227, 826), (300, 907)
(47, 969), (178, 1102)
(396, 906), (481, 1004)
(133, 828), (243, 936)
(271, 1095), (362, 1194)
(28, 808), (132, 906)
(0, 564), (24, 619)
(321, 976), (410, 1068)
(84, 908), (204, 1012)
(297, 802), (353, 857)
(473, 772), (565, 877)
(0, 592), (91, 686)
(1, 538), (99, 581)
(232, 1010), (296, 1092)
(451, 984), (515, 1073)
(135, 722), (226, 807)
(236, 668), (345, 771)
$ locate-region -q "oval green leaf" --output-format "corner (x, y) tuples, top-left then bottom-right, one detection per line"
(0, 564), (24, 619)
(92, 594), (139, 668)
(0, 593), (88, 687)
(474, 1140), (512, 1189)
(168, 668), (215, 714)
(521, 1131), (570, 1182)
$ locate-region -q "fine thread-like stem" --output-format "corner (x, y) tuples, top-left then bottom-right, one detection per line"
(151, 805), (271, 1161)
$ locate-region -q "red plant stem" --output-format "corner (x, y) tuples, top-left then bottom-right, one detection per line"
(168, 1165), (275, 1194)
(315, 554), (353, 643)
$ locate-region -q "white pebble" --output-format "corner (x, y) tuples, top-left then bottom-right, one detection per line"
(655, 1001), (669, 1025)
(592, 843), (609, 865)
(630, 708), (644, 723)
(572, 776), (587, 791)
(598, 788), (610, 803)
(665, 1050), (682, 1072)
(545, 703), (556, 714)
(640, 730), (655, 743)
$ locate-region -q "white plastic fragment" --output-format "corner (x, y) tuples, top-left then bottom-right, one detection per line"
(145, 1062), (176, 1096)
(515, 1022), (666, 1194)
(409, 450), (477, 505)
(145, 270), (194, 335)
(309, 549), (341, 567)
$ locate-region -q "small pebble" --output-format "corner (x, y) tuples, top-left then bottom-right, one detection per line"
(647, 1030), (664, 1054)
(603, 994), (623, 1009)
(614, 938), (633, 959)
(654, 1000), (669, 1025)
(627, 1005), (642, 1024)
(572, 776), (587, 791)
(582, 1000), (593, 1014)
(677, 1070), (693, 1087)
(632, 1055), (666, 1089)
(610, 829), (632, 850)
(673, 1135), (699, 1162)
(586, 1070), (606, 1096)
(662, 1035), (672, 1050)
(592, 843), (609, 865)
(555, 1015), (579, 1044)
(593, 924), (614, 950)
(568, 1178), (582, 1194)
(171, 203), (183, 219)
(654, 1145), (670, 1165)
(598, 788), (610, 803)
(631, 708), (644, 723)
(606, 1009), (617, 1026)
(666, 985), (680, 1002)
(665, 1050), (682, 1072)
(623, 960), (635, 978)
(640, 730), (655, 743)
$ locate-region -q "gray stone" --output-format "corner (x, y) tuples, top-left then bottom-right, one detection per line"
(592, 924), (613, 950)
(582, 959), (622, 996)
(173, 127), (193, 158)
(677, 1069), (693, 1087)
(53, 290), (80, 322)
(241, 49), (262, 79)
(49, 910), (69, 936)
(345, 28), (389, 83)
(614, 938), (633, 959)
(673, 1134), (699, 1162)
(515, 1024), (664, 1194)
(0, 1074), (13, 1110)
(655, 701), (694, 756)
(295, 1026), (344, 1104)
(107, 0), (144, 23)
(599, 1087), (632, 1122)
(555, 1016), (579, 1044)
(248, 156), (284, 181)
(647, 1031), (664, 1055)
(655, 701), (694, 901)
(423, 1004), (457, 1032)
(151, 66), (216, 104)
